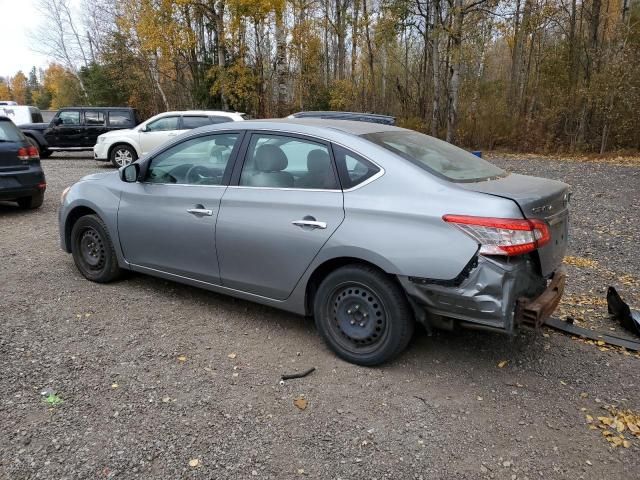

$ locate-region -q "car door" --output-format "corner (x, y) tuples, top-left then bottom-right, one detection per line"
(216, 132), (345, 300)
(117, 131), (243, 284)
(47, 110), (82, 147)
(83, 110), (107, 147)
(138, 115), (181, 155)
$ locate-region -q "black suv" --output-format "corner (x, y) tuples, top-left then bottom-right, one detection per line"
(0, 116), (46, 209)
(20, 107), (141, 158)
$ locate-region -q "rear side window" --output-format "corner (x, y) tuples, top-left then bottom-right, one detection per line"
(0, 120), (24, 141)
(332, 144), (380, 189)
(182, 116), (210, 129)
(31, 111), (43, 123)
(85, 111), (105, 126)
(108, 111), (133, 127)
(210, 116), (233, 124)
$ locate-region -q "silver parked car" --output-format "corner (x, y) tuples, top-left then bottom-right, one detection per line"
(59, 119), (569, 365)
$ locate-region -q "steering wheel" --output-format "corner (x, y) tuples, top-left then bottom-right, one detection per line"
(185, 165), (212, 185)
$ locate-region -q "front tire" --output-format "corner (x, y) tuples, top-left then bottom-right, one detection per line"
(314, 264), (414, 366)
(70, 215), (122, 283)
(110, 144), (137, 168)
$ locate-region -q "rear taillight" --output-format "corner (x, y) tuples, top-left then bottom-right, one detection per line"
(17, 146), (40, 161)
(443, 214), (550, 256)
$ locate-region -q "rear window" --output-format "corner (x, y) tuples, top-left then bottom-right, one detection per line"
(108, 111), (133, 127)
(31, 111), (43, 123)
(362, 130), (505, 182)
(0, 119), (25, 142)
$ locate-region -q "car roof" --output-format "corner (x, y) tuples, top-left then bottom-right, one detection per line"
(291, 111), (394, 120)
(156, 110), (243, 116)
(235, 118), (402, 135)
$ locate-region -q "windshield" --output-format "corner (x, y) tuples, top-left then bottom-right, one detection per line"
(362, 130), (506, 182)
(0, 120), (25, 142)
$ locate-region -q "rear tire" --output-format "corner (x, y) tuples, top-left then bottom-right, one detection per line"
(70, 214), (122, 283)
(313, 264), (414, 366)
(17, 191), (44, 209)
(110, 144), (137, 168)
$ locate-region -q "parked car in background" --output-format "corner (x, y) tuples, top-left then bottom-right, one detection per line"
(94, 110), (246, 167)
(0, 115), (46, 209)
(59, 119), (569, 366)
(288, 111), (396, 125)
(19, 107), (141, 158)
(0, 105), (44, 125)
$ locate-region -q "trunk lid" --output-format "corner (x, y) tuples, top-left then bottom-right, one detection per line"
(460, 173), (570, 277)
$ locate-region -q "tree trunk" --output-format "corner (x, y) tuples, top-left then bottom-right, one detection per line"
(431, 0), (441, 137)
(275, 5), (287, 116)
(446, 0), (463, 144)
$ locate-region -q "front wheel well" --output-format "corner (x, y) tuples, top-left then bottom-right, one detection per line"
(108, 142), (137, 159)
(305, 257), (401, 316)
(64, 206), (99, 252)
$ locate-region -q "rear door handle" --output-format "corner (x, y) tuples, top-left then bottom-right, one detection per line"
(292, 220), (327, 229)
(187, 208), (213, 217)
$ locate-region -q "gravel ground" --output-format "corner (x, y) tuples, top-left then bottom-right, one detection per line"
(1, 152), (639, 480)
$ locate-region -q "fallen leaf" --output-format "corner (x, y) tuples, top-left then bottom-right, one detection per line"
(497, 360), (508, 368)
(177, 355), (187, 362)
(294, 397), (308, 410)
(227, 352), (237, 359)
(188, 458), (200, 468)
(111, 383), (119, 389)
(623, 440), (631, 448)
(586, 415), (594, 423)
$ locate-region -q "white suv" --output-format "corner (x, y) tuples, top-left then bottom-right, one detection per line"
(94, 110), (246, 167)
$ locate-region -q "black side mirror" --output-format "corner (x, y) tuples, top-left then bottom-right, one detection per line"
(53, 118), (62, 126)
(120, 163), (140, 182)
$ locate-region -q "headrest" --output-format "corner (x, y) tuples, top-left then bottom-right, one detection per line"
(307, 149), (330, 174)
(254, 145), (288, 172)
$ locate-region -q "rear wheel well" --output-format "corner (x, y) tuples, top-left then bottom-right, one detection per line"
(64, 206), (99, 252)
(305, 257), (402, 316)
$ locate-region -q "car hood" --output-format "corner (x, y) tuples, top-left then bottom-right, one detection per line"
(99, 128), (136, 138)
(20, 122), (48, 130)
(80, 172), (117, 182)
(459, 173), (571, 277)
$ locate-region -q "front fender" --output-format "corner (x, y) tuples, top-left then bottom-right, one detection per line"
(21, 129), (49, 149)
(59, 175), (127, 267)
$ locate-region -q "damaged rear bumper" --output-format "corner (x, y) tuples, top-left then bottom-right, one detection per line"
(398, 256), (565, 334)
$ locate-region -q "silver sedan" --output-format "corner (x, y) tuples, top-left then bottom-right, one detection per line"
(59, 119), (569, 365)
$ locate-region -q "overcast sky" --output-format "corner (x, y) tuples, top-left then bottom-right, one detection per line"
(0, 0), (51, 78)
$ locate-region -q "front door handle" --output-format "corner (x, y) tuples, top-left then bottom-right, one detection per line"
(187, 208), (213, 217)
(292, 220), (327, 229)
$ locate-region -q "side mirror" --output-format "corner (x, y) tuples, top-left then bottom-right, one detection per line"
(139, 125), (148, 132)
(53, 118), (63, 126)
(120, 163), (140, 183)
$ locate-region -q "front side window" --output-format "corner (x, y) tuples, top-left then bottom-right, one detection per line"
(58, 110), (80, 125)
(85, 111), (105, 126)
(145, 133), (239, 185)
(108, 111), (133, 127)
(362, 130), (505, 182)
(332, 145), (380, 189)
(182, 116), (210, 129)
(146, 116), (179, 132)
(240, 134), (338, 189)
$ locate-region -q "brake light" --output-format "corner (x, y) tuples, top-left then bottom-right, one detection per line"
(443, 214), (550, 256)
(17, 146), (40, 161)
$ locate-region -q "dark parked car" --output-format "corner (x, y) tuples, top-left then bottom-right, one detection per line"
(288, 111), (396, 125)
(0, 116), (46, 209)
(19, 107), (141, 158)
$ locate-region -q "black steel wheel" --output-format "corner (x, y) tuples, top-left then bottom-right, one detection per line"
(71, 214), (122, 283)
(314, 264), (414, 366)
